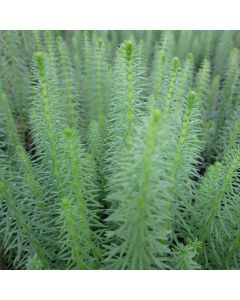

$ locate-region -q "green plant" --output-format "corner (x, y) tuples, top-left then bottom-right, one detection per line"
(0, 30), (240, 270)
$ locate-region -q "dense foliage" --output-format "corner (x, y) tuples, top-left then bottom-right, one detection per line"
(0, 30), (240, 270)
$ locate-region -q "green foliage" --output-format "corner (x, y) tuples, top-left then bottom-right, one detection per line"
(105, 109), (172, 269)
(0, 30), (240, 270)
(172, 241), (201, 270)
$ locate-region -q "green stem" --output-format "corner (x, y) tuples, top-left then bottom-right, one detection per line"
(34, 52), (62, 197)
(0, 182), (49, 269)
(57, 36), (77, 129)
(60, 198), (88, 269)
(64, 128), (100, 262)
(0, 91), (19, 148)
(170, 91), (196, 180)
(165, 57), (179, 113)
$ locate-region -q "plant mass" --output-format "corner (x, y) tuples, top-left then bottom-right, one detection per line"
(0, 30), (240, 270)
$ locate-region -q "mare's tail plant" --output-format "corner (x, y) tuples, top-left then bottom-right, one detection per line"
(0, 30), (240, 269)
